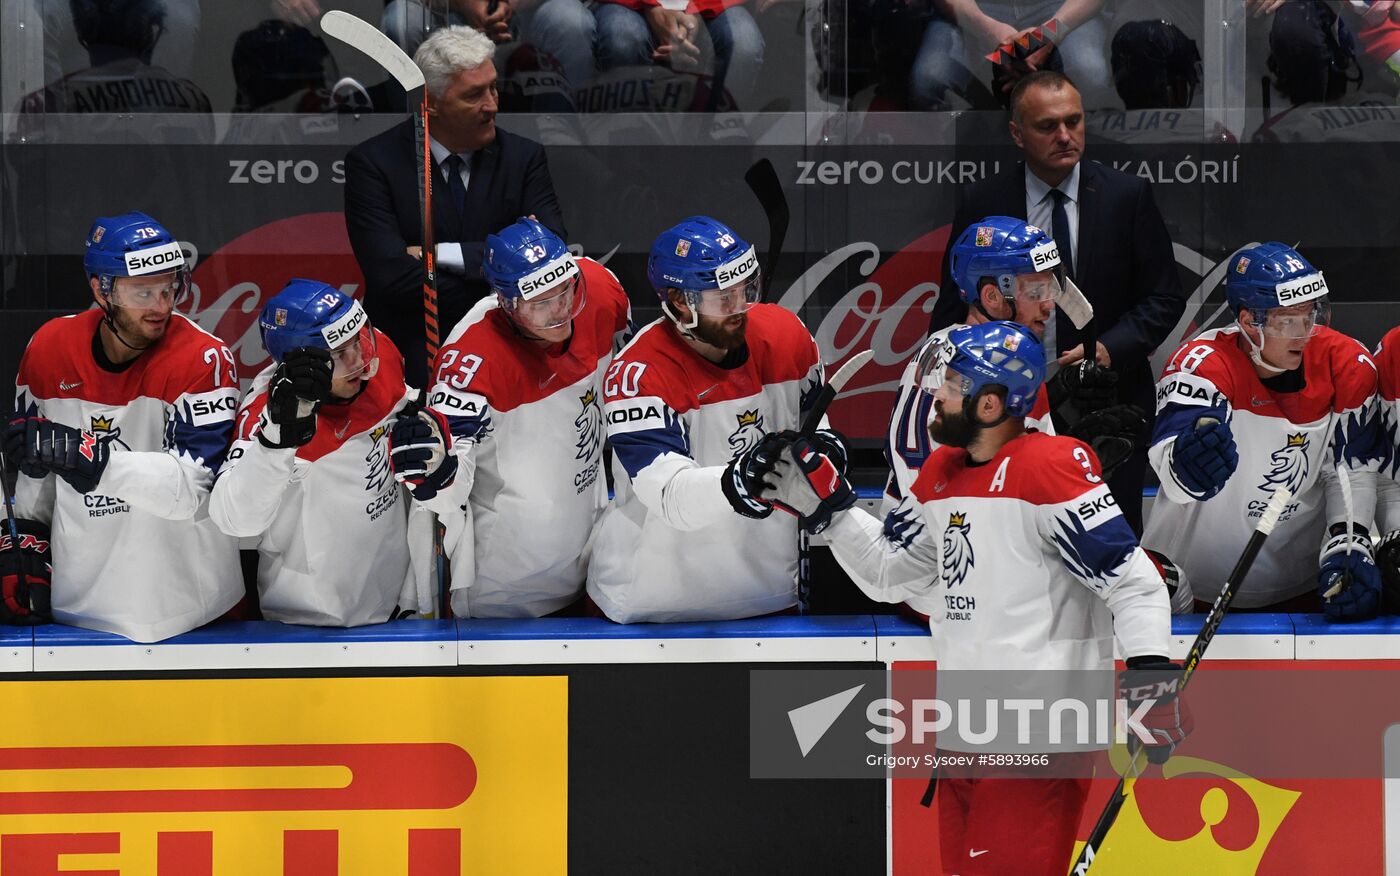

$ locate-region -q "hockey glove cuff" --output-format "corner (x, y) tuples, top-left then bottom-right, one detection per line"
(1170, 416), (1238, 499)
(25, 418), (109, 494)
(1119, 657), (1192, 765)
(389, 408), (458, 501)
(1318, 526), (1381, 623)
(0, 519), (53, 626)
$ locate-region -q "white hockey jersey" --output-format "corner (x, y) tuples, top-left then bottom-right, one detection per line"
(588, 305), (823, 623)
(1087, 108), (1237, 146)
(420, 258), (632, 618)
(1370, 326), (1400, 532)
(825, 431), (1169, 749)
(1143, 326), (1379, 608)
(1253, 96), (1400, 143)
(13, 309), (243, 643)
(210, 331), (417, 627)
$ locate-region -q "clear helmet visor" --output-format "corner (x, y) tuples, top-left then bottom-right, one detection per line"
(912, 337), (963, 399)
(689, 275), (760, 318)
(1008, 270), (1063, 306)
(1255, 298), (1330, 339)
(501, 273), (587, 331)
(108, 268), (190, 310)
(330, 323), (378, 381)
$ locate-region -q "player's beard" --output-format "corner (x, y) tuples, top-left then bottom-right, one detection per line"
(106, 303), (169, 350)
(692, 311), (748, 350)
(929, 400), (977, 448)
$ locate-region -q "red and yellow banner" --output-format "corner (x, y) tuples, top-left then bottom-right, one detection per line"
(0, 676), (567, 875)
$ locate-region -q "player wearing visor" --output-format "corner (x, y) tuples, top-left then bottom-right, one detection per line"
(1144, 243), (1381, 620)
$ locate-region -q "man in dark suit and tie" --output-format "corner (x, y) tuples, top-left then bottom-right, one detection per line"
(929, 70), (1185, 533)
(344, 25), (566, 388)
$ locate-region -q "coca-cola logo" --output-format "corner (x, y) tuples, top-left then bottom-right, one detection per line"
(179, 212), (365, 386)
(776, 226), (951, 438)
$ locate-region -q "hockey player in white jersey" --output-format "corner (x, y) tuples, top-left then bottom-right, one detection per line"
(587, 216), (839, 623)
(1369, 327), (1400, 612)
(210, 280), (420, 626)
(760, 321), (1181, 875)
(887, 217), (1162, 614)
(389, 218), (632, 617)
(3, 211), (243, 642)
(1143, 242), (1381, 620)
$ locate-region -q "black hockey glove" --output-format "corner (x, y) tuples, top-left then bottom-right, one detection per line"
(0, 519), (53, 625)
(1049, 360), (1118, 430)
(1119, 657), (1192, 765)
(23, 417), (110, 494)
(811, 427), (851, 475)
(1067, 404), (1148, 479)
(766, 438), (857, 535)
(5, 417), (44, 479)
(260, 347), (333, 449)
(1375, 529), (1400, 615)
(722, 432), (788, 519)
(390, 407), (458, 501)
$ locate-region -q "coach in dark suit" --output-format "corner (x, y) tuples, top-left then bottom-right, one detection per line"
(929, 70), (1184, 533)
(345, 25), (565, 388)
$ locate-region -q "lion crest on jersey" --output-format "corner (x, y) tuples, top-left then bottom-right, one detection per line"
(727, 409), (766, 458)
(941, 511), (974, 588)
(575, 388), (604, 461)
(89, 414), (130, 451)
(363, 423), (393, 494)
(1258, 432), (1310, 495)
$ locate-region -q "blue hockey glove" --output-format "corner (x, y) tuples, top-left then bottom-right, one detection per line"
(389, 407), (458, 501)
(1119, 657), (1192, 765)
(1170, 416), (1237, 499)
(722, 432), (790, 519)
(1318, 527), (1382, 622)
(765, 438), (857, 534)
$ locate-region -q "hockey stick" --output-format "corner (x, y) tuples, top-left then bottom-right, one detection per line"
(745, 158), (789, 303)
(1322, 463), (1355, 601)
(322, 10), (448, 618)
(1072, 485), (1292, 875)
(799, 349), (874, 436)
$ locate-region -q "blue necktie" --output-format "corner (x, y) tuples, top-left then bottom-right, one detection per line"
(443, 154), (467, 219)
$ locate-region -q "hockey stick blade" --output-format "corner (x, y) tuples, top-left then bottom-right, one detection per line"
(1059, 276), (1094, 331)
(745, 158), (789, 302)
(799, 350), (874, 436)
(321, 11), (425, 93)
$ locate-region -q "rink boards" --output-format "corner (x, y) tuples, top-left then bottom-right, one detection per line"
(0, 614), (1394, 874)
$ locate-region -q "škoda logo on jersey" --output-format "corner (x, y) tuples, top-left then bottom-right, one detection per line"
(1258, 432), (1310, 496)
(941, 512), (974, 589)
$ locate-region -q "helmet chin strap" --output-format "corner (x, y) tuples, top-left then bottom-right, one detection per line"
(661, 297), (701, 340)
(1239, 321), (1289, 375)
(100, 301), (156, 352)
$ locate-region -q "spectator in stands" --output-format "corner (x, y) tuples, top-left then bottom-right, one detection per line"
(381, 0), (597, 97)
(594, 0), (764, 110)
(915, 0), (1114, 110)
(344, 25), (566, 388)
(17, 0), (213, 142)
(928, 70), (1185, 535)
